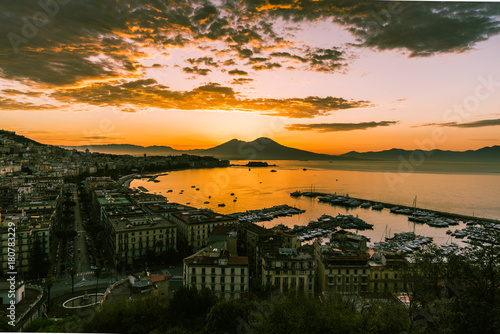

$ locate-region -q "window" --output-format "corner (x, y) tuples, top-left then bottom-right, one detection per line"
(212, 268), (215, 274)
(338, 269), (341, 275)
(385, 274), (389, 279)
(241, 276), (245, 283)
(240, 268), (245, 275)
(354, 269), (357, 274)
(375, 274), (378, 279)
(346, 269), (349, 274)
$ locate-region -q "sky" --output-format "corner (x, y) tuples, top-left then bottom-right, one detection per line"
(1, 0), (500, 154)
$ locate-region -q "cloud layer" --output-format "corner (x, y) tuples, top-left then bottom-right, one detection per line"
(1, 0), (499, 120)
(47, 79), (370, 118)
(419, 119), (500, 128)
(285, 121), (398, 132)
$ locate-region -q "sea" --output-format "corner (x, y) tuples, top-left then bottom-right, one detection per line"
(130, 160), (500, 247)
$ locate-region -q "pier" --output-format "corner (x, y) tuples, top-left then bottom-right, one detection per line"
(290, 191), (500, 225)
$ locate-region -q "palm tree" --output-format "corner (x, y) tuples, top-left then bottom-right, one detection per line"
(45, 275), (55, 313)
(69, 265), (77, 295)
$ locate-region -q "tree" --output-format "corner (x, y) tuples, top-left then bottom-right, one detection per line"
(29, 234), (49, 279)
(69, 265), (77, 295)
(44, 275), (55, 313)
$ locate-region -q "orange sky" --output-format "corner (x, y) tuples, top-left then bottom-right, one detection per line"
(1, 1), (500, 154)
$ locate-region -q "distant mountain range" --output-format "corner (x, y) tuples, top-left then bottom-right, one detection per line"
(61, 137), (500, 162)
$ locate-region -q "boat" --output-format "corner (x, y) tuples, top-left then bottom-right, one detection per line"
(233, 198), (237, 202)
(360, 202), (371, 208)
(191, 186), (196, 188)
(196, 188), (199, 191)
(303, 168), (307, 171)
(167, 189), (173, 193)
(218, 203), (226, 207)
(372, 203), (384, 210)
(230, 193), (234, 196)
(270, 169), (277, 172)
(208, 195), (211, 199)
(204, 201), (210, 204)
(291, 191), (301, 197)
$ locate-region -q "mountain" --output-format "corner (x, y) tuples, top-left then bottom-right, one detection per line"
(198, 137), (341, 160)
(340, 146), (500, 162)
(60, 144), (180, 156)
(62, 138), (343, 160)
(61, 138), (500, 162)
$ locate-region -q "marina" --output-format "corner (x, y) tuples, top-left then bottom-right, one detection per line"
(292, 191), (500, 231)
(228, 204), (305, 223)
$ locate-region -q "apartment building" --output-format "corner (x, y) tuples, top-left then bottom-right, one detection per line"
(183, 235), (249, 299)
(261, 247), (316, 296)
(369, 252), (407, 293)
(0, 213), (51, 275)
(315, 240), (371, 294)
(170, 209), (237, 249)
(101, 205), (177, 265)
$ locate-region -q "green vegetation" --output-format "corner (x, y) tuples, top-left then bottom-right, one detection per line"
(24, 235), (499, 333)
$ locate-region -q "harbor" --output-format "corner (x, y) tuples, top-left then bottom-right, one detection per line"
(227, 204), (306, 223)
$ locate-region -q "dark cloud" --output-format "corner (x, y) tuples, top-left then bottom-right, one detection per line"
(1, 89), (43, 97)
(252, 62), (282, 71)
(49, 79), (371, 118)
(183, 66), (212, 76)
(243, 0), (500, 57)
(186, 57), (219, 67)
(228, 69), (248, 76)
(246, 57), (269, 64)
(231, 78), (254, 85)
(223, 59), (236, 66)
(285, 121), (398, 132)
(419, 119), (500, 128)
(1, 0), (497, 101)
(270, 52), (307, 63)
(0, 97), (58, 110)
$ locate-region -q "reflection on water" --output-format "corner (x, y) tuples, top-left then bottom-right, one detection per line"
(131, 161), (500, 246)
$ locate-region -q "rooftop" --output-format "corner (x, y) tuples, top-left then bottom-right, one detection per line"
(172, 209), (236, 225)
(108, 212), (176, 232)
